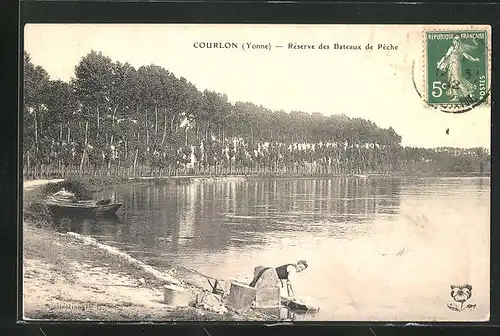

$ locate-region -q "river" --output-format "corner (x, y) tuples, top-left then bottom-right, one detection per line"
(53, 176), (490, 321)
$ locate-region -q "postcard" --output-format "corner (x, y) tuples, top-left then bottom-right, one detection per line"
(21, 24), (491, 322)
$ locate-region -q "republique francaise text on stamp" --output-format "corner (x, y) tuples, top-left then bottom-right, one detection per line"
(425, 30), (489, 112)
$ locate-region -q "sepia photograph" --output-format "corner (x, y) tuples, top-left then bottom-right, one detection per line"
(21, 24), (491, 322)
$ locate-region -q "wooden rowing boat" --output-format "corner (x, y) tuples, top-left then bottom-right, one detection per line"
(45, 195), (122, 216)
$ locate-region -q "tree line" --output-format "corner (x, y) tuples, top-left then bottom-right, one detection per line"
(22, 50), (490, 178)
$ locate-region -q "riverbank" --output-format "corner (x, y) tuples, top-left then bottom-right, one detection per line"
(22, 178), (275, 321)
(23, 170), (490, 185)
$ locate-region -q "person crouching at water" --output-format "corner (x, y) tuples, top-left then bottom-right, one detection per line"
(275, 260), (308, 299)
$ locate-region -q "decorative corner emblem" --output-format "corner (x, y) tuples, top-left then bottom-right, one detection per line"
(447, 284), (476, 312)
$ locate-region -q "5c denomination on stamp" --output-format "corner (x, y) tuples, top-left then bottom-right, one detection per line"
(426, 30), (489, 113)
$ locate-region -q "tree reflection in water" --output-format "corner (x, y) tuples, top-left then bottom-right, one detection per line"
(52, 177), (404, 266)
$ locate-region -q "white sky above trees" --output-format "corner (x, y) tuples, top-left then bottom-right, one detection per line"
(24, 24), (491, 149)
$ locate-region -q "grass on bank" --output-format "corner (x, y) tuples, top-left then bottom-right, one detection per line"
(23, 223), (167, 288)
(28, 305), (273, 321)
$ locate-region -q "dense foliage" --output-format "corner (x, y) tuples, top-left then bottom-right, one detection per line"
(23, 50), (490, 177)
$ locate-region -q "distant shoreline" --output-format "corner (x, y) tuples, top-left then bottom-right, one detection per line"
(242, 172), (490, 179)
(23, 171), (490, 185)
(22, 173), (491, 196)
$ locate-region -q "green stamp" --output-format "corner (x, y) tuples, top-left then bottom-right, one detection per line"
(426, 30), (489, 112)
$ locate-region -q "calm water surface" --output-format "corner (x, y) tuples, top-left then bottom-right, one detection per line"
(54, 177), (490, 321)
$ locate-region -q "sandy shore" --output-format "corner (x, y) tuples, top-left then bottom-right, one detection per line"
(22, 178), (273, 321)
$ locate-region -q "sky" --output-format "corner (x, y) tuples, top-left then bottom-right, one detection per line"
(24, 24), (491, 149)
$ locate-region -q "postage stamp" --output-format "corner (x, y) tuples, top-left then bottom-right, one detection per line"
(425, 30), (489, 112)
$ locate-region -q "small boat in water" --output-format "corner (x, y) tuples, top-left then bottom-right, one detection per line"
(45, 190), (122, 216)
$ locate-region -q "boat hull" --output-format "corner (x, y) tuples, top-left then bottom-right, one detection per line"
(46, 200), (122, 217)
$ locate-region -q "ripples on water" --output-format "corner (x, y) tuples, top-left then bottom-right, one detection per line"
(51, 177), (490, 321)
